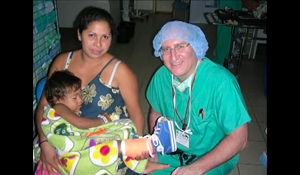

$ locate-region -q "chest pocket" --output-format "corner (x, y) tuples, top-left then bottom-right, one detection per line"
(182, 107), (218, 155)
(190, 108), (215, 135)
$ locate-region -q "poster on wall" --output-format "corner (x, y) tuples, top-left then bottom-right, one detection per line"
(205, 0), (218, 8)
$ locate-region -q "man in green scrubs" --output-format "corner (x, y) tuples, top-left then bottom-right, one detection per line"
(146, 21), (251, 175)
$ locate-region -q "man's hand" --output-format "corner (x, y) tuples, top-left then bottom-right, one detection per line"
(39, 142), (62, 175)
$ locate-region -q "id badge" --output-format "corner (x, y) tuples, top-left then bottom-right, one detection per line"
(176, 130), (189, 148)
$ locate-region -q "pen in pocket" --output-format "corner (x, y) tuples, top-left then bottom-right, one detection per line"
(199, 108), (204, 120)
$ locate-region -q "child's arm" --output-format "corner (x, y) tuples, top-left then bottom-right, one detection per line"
(53, 103), (110, 129)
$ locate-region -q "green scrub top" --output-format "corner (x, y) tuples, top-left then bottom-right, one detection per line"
(146, 57), (251, 175)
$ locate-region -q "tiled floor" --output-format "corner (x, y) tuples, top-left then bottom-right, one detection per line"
(59, 13), (267, 175)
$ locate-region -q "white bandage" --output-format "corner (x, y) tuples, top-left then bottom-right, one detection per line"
(120, 140), (126, 155)
(98, 114), (108, 123)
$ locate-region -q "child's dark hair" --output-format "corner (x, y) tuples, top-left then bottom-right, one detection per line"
(74, 6), (117, 38)
(45, 70), (81, 107)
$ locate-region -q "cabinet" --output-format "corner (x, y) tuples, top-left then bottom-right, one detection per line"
(232, 28), (266, 59)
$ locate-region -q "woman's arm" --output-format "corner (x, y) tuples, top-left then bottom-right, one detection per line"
(116, 63), (145, 136)
(36, 53), (68, 142)
(53, 103), (107, 129)
(34, 52), (70, 174)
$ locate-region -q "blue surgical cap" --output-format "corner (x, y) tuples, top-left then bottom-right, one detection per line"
(153, 21), (209, 60)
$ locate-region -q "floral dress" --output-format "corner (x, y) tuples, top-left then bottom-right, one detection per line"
(64, 52), (129, 120)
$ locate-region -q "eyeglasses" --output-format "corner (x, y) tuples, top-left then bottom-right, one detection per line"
(159, 43), (190, 55)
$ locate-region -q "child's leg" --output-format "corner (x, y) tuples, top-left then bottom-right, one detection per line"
(120, 116), (177, 158)
(120, 138), (152, 158)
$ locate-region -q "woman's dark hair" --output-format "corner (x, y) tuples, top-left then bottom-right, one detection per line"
(45, 70), (81, 107)
(74, 6), (117, 38)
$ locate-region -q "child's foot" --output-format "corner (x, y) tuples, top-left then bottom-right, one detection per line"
(148, 116), (177, 157)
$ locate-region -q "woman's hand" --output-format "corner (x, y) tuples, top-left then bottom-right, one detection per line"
(133, 151), (151, 160)
(39, 142), (62, 175)
(148, 154), (158, 163)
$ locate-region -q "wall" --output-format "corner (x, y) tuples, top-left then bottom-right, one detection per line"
(155, 0), (172, 12)
(33, 0), (61, 135)
(108, 0), (121, 25)
(189, 0), (218, 23)
(134, 0), (154, 11)
(56, 0), (120, 28)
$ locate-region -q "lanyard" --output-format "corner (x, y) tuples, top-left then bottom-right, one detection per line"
(172, 72), (196, 131)
(171, 59), (202, 133)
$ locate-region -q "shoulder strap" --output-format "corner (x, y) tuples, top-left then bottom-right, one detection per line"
(64, 52), (73, 70)
(98, 57), (116, 75)
(108, 61), (122, 86)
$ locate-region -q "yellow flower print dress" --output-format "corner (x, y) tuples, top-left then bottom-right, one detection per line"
(78, 57), (129, 119)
